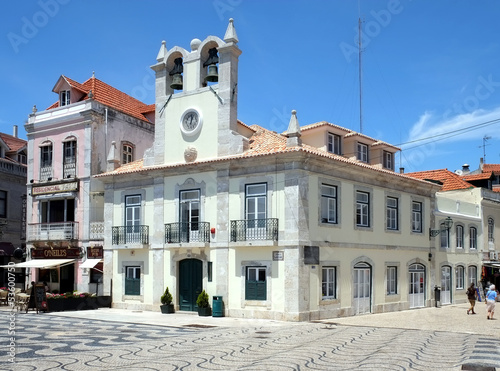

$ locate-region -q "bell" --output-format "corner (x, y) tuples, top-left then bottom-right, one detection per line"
(170, 73), (183, 90)
(205, 64), (218, 82)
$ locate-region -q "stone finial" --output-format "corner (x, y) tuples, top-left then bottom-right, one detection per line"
(106, 141), (120, 171)
(224, 18), (239, 43)
(156, 40), (167, 62)
(286, 110), (302, 147)
(32, 105), (37, 114)
(88, 89), (94, 99)
(190, 38), (201, 51)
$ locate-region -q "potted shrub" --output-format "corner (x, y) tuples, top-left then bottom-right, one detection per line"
(160, 287), (175, 314)
(196, 290), (211, 316)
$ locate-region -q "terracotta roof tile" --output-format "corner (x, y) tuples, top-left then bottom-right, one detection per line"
(482, 164), (500, 173)
(48, 76), (153, 123)
(0, 132), (26, 152)
(406, 169), (475, 191)
(462, 172), (494, 181)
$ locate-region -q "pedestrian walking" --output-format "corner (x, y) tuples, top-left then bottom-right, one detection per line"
(466, 282), (477, 314)
(485, 284), (497, 320)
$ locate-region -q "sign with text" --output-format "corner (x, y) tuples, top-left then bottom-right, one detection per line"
(273, 251), (284, 261)
(32, 247), (81, 259)
(87, 246), (103, 259)
(32, 181), (78, 195)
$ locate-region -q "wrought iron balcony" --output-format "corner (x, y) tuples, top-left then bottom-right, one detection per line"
(27, 222), (79, 242)
(165, 222), (210, 243)
(112, 225), (149, 245)
(230, 218), (279, 242)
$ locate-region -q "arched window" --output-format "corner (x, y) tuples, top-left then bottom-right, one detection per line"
(469, 227), (477, 249)
(455, 265), (464, 289)
(456, 225), (464, 249)
(488, 218), (494, 242)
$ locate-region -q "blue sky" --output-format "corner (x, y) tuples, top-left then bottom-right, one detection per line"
(1, 0), (500, 173)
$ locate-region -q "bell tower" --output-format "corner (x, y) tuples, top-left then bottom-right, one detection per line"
(146, 19), (244, 167)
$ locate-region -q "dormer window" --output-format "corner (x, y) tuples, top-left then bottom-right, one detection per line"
(60, 90), (71, 106)
(18, 152), (27, 164)
(357, 142), (368, 163)
(383, 151), (393, 170)
(327, 133), (341, 155)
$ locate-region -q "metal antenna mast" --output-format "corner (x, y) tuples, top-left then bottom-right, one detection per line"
(358, 17), (363, 134)
(482, 135), (492, 163)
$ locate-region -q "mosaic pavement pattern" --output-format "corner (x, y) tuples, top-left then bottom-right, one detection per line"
(1, 312), (499, 370)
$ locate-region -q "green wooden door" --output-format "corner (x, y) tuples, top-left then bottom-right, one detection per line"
(179, 259), (202, 311)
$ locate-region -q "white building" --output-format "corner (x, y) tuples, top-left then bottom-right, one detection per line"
(95, 20), (466, 321)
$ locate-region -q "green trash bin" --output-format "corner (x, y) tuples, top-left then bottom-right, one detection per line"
(212, 296), (224, 317)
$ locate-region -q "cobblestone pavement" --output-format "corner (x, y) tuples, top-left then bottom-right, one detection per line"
(1, 305), (500, 370)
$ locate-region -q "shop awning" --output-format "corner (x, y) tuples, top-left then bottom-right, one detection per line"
(0, 259), (75, 269)
(79, 259), (102, 269)
(482, 263), (500, 268)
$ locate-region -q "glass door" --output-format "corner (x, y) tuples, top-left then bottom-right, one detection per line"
(353, 263), (371, 315)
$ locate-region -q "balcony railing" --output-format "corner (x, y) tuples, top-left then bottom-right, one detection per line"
(165, 222), (210, 243)
(112, 225), (149, 245)
(230, 218), (279, 242)
(89, 222), (104, 240)
(28, 222), (79, 241)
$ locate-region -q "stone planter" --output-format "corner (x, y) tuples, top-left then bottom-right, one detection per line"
(160, 304), (175, 313)
(197, 307), (211, 316)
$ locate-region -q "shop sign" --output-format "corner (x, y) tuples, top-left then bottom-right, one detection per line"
(32, 247), (81, 259)
(273, 251), (284, 261)
(32, 181), (78, 195)
(87, 246), (103, 259)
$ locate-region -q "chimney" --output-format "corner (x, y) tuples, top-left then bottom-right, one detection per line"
(480, 157), (484, 171)
(462, 164), (470, 174)
(13, 125), (18, 138)
(399, 167), (405, 174)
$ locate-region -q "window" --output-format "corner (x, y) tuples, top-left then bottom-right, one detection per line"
(60, 90), (70, 106)
(357, 142), (368, 162)
(125, 266), (140, 295)
(386, 197), (398, 230)
(18, 152), (27, 164)
(383, 151), (393, 170)
(322, 267), (337, 299)
(0, 190), (6, 218)
(40, 144), (53, 181)
(356, 191), (370, 227)
(122, 143), (134, 164)
(246, 183), (267, 223)
(488, 218), (494, 242)
(179, 189), (200, 240)
(386, 266), (397, 295)
(125, 195), (141, 228)
(63, 140), (77, 178)
(321, 184), (337, 224)
(456, 265), (464, 289)
(327, 133), (341, 155)
(412, 201), (422, 233)
(440, 227), (449, 248)
(469, 227), (477, 249)
(456, 225), (464, 249)
(468, 266), (477, 285)
(245, 266), (266, 300)
(40, 199), (75, 223)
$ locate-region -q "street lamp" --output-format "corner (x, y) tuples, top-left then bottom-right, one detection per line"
(429, 216), (453, 239)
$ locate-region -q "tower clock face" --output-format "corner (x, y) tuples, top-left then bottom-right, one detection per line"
(180, 108), (202, 135)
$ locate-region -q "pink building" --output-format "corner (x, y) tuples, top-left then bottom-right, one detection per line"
(23, 74), (154, 294)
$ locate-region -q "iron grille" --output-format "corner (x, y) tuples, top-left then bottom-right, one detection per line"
(112, 225), (149, 245)
(165, 222), (210, 243)
(230, 218), (278, 242)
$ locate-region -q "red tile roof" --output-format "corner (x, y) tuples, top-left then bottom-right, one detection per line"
(97, 125), (435, 190)
(462, 172), (494, 181)
(406, 169), (474, 191)
(48, 75), (153, 122)
(482, 164), (500, 173)
(0, 132), (26, 152)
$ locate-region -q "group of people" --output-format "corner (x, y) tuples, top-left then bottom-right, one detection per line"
(466, 282), (498, 319)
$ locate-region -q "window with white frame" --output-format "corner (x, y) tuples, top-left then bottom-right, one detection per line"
(386, 266), (397, 295)
(356, 142), (368, 162)
(122, 143), (134, 164)
(469, 227), (477, 249)
(245, 183), (267, 223)
(383, 151), (393, 170)
(456, 265), (464, 289)
(18, 151), (27, 164)
(488, 218), (494, 242)
(40, 144), (53, 181)
(245, 266), (266, 300)
(412, 201), (422, 233)
(456, 225), (464, 249)
(60, 90), (70, 106)
(0, 190), (6, 218)
(386, 197), (398, 230)
(321, 184), (337, 224)
(440, 226), (450, 248)
(63, 140), (77, 178)
(468, 266), (477, 285)
(327, 133), (341, 155)
(322, 267), (337, 299)
(356, 191), (370, 227)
